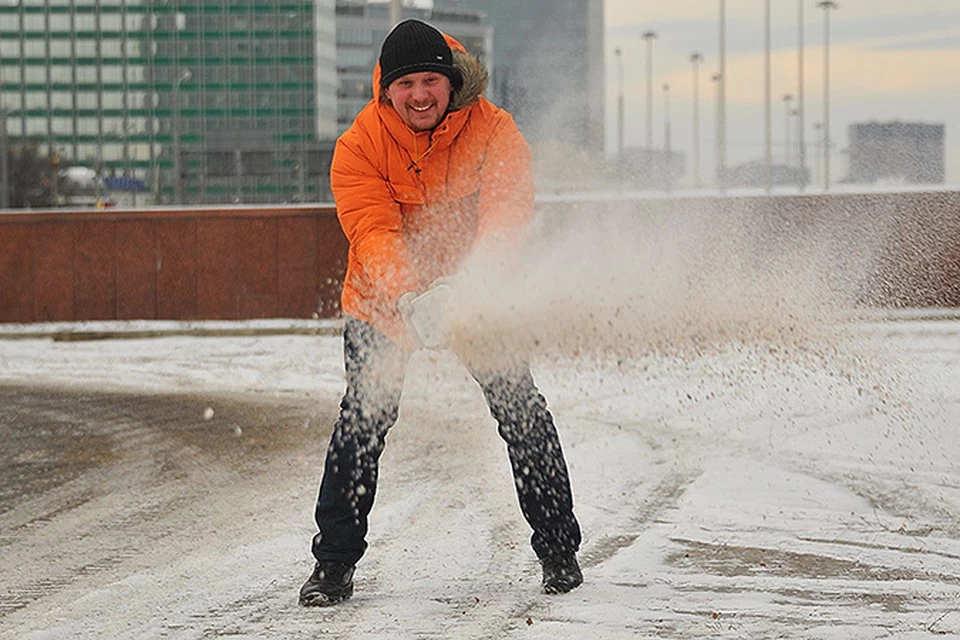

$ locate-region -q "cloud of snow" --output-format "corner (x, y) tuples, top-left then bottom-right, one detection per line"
(442, 197), (893, 372)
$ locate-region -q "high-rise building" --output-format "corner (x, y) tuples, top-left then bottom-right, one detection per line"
(848, 121), (945, 185)
(335, 1), (490, 135)
(435, 0), (604, 154)
(0, 0), (336, 205)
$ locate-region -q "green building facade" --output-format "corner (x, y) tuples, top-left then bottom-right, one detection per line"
(0, 0), (336, 205)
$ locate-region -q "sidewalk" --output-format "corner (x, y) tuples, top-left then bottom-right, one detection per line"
(0, 318), (344, 341)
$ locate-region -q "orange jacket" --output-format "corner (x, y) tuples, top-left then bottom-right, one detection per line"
(332, 34), (535, 348)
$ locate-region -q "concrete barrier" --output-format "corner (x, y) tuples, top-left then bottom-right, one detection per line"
(1, 190), (958, 324)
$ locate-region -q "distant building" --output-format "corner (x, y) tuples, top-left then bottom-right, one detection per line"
(722, 160), (809, 190)
(434, 0), (605, 154)
(334, 1), (491, 135)
(848, 121), (945, 185)
(0, 0), (337, 205)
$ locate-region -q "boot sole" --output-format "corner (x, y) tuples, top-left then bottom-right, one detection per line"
(299, 583), (354, 607)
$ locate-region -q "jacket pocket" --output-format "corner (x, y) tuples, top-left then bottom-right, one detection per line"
(387, 180), (425, 205)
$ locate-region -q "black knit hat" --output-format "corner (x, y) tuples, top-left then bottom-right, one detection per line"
(379, 19), (460, 89)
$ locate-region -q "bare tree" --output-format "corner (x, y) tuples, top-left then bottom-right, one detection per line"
(5, 142), (57, 208)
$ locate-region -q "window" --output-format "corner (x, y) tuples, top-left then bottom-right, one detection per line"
(77, 93), (98, 109)
(76, 40), (97, 57)
(76, 66), (97, 83)
(26, 118), (48, 135)
(0, 41), (21, 57)
(102, 92), (124, 108)
(102, 66), (123, 83)
(77, 117), (99, 134)
(242, 150), (273, 176)
(23, 14), (45, 31)
(75, 15), (96, 31)
(50, 40), (71, 56)
(49, 15), (71, 32)
(24, 40), (46, 56)
(50, 92), (72, 109)
(206, 151), (235, 176)
(0, 92), (22, 109)
(25, 93), (46, 109)
(100, 15), (122, 31)
(50, 66), (71, 82)
(24, 66), (46, 82)
(51, 117), (72, 134)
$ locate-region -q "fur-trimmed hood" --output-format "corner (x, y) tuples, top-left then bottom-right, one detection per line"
(373, 33), (488, 112)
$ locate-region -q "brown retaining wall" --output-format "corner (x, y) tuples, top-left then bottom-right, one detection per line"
(0, 205), (347, 323)
(0, 190), (958, 324)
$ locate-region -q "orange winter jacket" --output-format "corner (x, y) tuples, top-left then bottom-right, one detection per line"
(332, 33), (535, 348)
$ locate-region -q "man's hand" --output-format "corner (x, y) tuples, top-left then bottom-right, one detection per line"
(397, 281), (453, 349)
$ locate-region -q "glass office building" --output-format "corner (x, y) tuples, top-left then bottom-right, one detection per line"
(0, 0), (336, 205)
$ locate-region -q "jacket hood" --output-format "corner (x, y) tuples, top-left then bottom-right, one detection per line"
(373, 32), (488, 112)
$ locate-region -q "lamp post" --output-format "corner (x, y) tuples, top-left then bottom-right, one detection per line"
(797, 0), (807, 190)
(813, 121), (823, 186)
(783, 93), (794, 166)
(690, 52), (704, 188)
(718, 0), (727, 190)
(663, 82), (672, 192)
(615, 47), (624, 158)
(818, 0), (838, 192)
(712, 72), (723, 191)
(390, 0), (402, 27)
(173, 68), (191, 205)
(764, 0), (772, 193)
(641, 30), (657, 152)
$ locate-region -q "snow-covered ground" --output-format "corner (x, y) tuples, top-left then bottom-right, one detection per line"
(1, 310), (959, 639)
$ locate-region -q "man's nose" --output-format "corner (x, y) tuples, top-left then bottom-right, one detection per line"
(410, 82), (429, 100)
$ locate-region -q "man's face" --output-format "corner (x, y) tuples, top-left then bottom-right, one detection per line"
(384, 71), (452, 132)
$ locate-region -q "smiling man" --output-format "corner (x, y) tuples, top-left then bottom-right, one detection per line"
(298, 19), (583, 606)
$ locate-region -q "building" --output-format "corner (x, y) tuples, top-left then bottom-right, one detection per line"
(435, 0), (605, 155)
(0, 0), (337, 205)
(334, 1), (491, 135)
(848, 121), (945, 186)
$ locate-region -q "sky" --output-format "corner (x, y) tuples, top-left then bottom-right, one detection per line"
(606, 0), (960, 186)
(406, 0), (958, 186)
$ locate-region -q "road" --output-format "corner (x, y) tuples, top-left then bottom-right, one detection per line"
(1, 318), (960, 638)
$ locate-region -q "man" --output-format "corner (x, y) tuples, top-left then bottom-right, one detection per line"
(299, 19), (582, 607)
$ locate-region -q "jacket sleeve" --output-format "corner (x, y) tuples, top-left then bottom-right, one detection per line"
(474, 110), (536, 252)
(331, 131), (420, 308)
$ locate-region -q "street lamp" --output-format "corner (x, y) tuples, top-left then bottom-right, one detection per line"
(615, 47), (624, 158)
(663, 83), (672, 192)
(797, 0), (807, 190)
(712, 72), (724, 190)
(173, 68), (191, 205)
(764, 0), (772, 193)
(641, 30), (657, 152)
(818, 0), (838, 192)
(718, 0), (727, 190)
(783, 93), (794, 166)
(389, 0), (402, 27)
(690, 52), (704, 188)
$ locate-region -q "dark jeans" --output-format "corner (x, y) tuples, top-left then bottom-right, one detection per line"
(311, 318), (582, 567)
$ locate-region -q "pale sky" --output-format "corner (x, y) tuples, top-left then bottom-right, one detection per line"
(606, 0), (960, 186)
(409, 0), (958, 185)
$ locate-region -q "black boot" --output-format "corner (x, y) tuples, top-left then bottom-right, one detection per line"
(540, 553), (583, 594)
(299, 561), (355, 606)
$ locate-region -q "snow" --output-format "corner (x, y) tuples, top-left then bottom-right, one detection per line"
(1, 309), (959, 638)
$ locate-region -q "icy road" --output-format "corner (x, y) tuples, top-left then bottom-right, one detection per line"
(1, 314), (960, 639)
